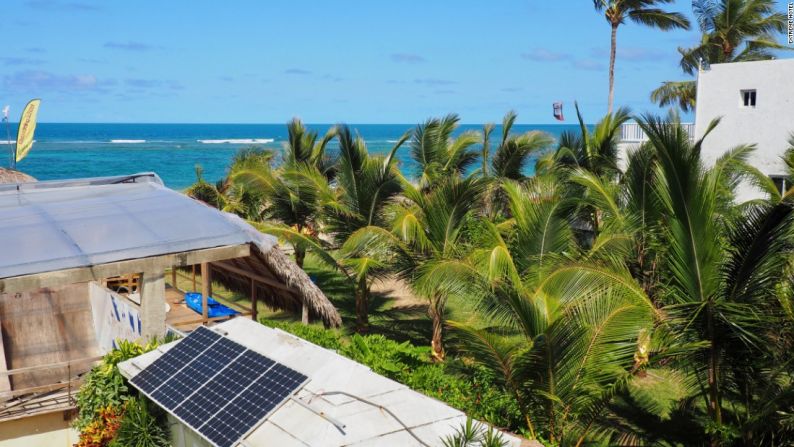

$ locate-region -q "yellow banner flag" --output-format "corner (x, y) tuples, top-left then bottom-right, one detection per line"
(15, 99), (41, 163)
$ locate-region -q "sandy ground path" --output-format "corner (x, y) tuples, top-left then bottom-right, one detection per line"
(370, 275), (424, 308)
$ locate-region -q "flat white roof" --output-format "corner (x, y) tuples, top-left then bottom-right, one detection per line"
(0, 173), (276, 279)
(119, 318), (523, 447)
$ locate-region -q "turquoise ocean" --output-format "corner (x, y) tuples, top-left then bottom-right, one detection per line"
(1, 123), (582, 190)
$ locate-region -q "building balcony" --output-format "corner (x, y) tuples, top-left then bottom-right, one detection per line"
(620, 122), (695, 143)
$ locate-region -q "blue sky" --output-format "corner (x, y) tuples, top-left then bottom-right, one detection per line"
(1, 0), (791, 123)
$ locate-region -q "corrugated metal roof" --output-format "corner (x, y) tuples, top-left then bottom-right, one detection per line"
(119, 318), (524, 447)
(0, 173), (276, 279)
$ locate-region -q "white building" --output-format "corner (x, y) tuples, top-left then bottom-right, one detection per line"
(694, 58), (793, 195)
(619, 58), (793, 199)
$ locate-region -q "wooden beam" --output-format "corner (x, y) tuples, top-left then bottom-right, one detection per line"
(0, 244), (250, 294)
(201, 262), (211, 324)
(212, 260), (294, 293)
(0, 380), (86, 400)
(169, 313), (250, 328)
(0, 356), (102, 378)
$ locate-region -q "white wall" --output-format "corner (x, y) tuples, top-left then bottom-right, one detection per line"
(695, 59), (794, 176)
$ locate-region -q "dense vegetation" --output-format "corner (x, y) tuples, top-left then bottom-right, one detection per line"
(188, 102), (794, 446)
(75, 340), (170, 447)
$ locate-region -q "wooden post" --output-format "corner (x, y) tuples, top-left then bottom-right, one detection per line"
(302, 303), (309, 325)
(201, 262), (211, 324)
(250, 278), (258, 322)
(171, 268), (177, 291)
(191, 265), (197, 292)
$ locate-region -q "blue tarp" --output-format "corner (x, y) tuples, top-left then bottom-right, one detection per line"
(184, 292), (239, 318)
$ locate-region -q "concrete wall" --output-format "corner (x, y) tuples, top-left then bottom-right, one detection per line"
(0, 411), (78, 447)
(695, 59), (793, 177)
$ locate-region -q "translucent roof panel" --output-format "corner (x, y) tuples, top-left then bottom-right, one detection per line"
(0, 173), (266, 279)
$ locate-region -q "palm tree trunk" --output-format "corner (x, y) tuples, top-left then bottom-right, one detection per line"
(355, 277), (369, 333)
(608, 22), (618, 114)
(294, 245), (309, 324)
(707, 304), (722, 446)
(429, 295), (445, 362)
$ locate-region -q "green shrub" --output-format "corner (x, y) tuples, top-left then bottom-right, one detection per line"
(405, 362), (522, 430)
(110, 397), (170, 447)
(340, 334), (428, 377)
(75, 340), (158, 430)
(441, 418), (509, 447)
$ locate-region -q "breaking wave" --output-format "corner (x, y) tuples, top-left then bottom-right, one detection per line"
(197, 138), (274, 144)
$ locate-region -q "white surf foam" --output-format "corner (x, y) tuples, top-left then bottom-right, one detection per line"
(0, 140), (35, 144)
(110, 139), (146, 144)
(197, 138), (274, 144)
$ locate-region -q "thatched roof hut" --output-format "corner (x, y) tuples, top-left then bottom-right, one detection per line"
(0, 168), (36, 184)
(208, 244), (341, 327)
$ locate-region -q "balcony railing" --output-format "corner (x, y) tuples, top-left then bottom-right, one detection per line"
(620, 122), (695, 143)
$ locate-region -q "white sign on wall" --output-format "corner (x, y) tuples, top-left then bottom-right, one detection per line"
(89, 282), (143, 353)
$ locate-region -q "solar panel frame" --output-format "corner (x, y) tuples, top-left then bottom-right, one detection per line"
(128, 326), (309, 447)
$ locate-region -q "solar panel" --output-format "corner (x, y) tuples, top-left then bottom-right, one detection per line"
(129, 326), (308, 447)
(130, 326), (221, 393)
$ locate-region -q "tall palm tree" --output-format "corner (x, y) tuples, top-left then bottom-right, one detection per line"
(652, 0), (788, 111)
(409, 114), (481, 190)
(592, 0), (690, 113)
(325, 125), (410, 332)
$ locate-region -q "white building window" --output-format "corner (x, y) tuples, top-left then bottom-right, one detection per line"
(741, 89), (757, 107)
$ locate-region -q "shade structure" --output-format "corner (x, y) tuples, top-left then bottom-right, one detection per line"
(0, 168), (36, 184)
(0, 172), (341, 327)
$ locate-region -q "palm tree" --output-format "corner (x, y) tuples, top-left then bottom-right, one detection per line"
(185, 165), (226, 209)
(481, 111), (554, 218)
(445, 176), (658, 444)
(230, 119), (338, 323)
(652, 0), (788, 111)
(325, 125), (410, 332)
(638, 115), (794, 445)
(347, 176), (487, 360)
(553, 104), (632, 237)
(554, 117), (793, 445)
(282, 117), (338, 179)
(398, 176), (487, 361)
(592, 0), (690, 113)
(409, 114), (480, 190)
(448, 113), (794, 444)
